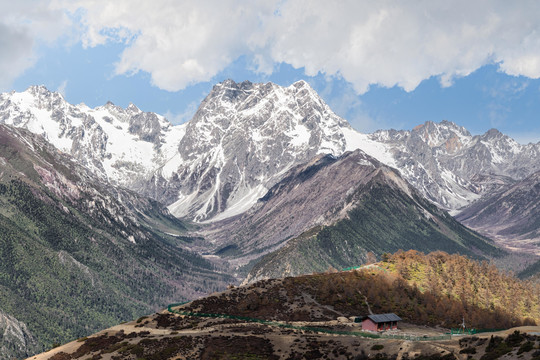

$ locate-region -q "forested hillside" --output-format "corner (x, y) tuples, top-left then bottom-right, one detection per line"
(378, 250), (539, 327)
(0, 125), (234, 358)
(244, 166), (502, 283)
(188, 251), (539, 329)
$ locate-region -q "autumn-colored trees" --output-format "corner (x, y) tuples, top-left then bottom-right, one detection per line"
(297, 250), (539, 328)
(371, 250), (540, 328)
(187, 250), (539, 330)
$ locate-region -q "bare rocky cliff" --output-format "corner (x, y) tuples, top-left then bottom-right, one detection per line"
(0, 310), (39, 359)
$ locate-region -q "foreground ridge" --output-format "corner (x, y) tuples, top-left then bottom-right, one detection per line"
(30, 251), (540, 359)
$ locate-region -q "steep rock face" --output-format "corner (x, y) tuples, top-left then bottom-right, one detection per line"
(457, 170), (540, 253)
(0, 85), (184, 188)
(371, 120), (540, 212)
(201, 150), (500, 279)
(152, 80), (353, 221)
(0, 311), (39, 360)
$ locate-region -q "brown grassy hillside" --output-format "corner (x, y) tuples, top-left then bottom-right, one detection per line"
(185, 250), (540, 329)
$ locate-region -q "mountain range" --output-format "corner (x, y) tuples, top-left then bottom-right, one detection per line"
(1, 80), (540, 358)
(2, 81), (539, 224)
(2, 80), (539, 255)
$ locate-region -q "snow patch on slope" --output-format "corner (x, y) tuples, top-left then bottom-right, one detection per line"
(342, 127), (397, 168)
(207, 184), (268, 222)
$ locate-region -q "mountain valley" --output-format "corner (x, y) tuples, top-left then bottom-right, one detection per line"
(0, 80), (539, 358)
(457, 170), (540, 255)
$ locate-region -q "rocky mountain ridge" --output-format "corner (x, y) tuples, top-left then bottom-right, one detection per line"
(457, 169), (540, 253)
(1, 82), (539, 224)
(372, 120), (540, 213)
(2, 82), (540, 358)
(233, 150), (502, 283)
(200, 148), (500, 273)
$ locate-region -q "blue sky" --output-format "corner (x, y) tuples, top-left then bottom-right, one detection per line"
(3, 1), (540, 143)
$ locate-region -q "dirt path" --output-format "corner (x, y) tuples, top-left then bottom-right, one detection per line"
(479, 326), (540, 336)
(396, 340), (412, 360)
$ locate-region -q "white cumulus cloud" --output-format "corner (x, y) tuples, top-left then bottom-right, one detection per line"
(0, 1), (71, 90)
(263, 0), (540, 92)
(9, 0), (540, 94)
(63, 0), (279, 91)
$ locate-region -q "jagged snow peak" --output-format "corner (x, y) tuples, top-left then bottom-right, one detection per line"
(1, 83), (539, 222)
(1, 82), (372, 221)
(370, 120), (540, 212)
(0, 85), (186, 188)
(154, 79), (374, 221)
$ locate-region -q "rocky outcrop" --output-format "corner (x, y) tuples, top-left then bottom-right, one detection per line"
(0, 310), (40, 360)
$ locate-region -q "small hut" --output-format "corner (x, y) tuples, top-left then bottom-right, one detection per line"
(358, 313), (402, 332)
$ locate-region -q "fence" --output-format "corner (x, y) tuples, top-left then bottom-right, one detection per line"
(166, 302), (451, 341)
(341, 265), (389, 273)
(449, 328), (505, 335)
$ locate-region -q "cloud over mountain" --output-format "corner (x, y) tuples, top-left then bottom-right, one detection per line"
(50, 0), (540, 92)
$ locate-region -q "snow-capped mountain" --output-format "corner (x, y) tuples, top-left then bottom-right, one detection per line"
(371, 120), (540, 213)
(0, 82), (378, 221)
(147, 80), (387, 221)
(0, 85), (184, 188)
(1, 82), (539, 222)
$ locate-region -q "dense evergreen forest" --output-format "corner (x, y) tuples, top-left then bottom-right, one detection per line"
(0, 126), (234, 358)
(0, 179), (233, 355)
